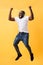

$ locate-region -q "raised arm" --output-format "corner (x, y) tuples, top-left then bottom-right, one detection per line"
(8, 8), (15, 21)
(29, 6), (34, 21)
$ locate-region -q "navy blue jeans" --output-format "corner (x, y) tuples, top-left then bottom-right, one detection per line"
(13, 32), (29, 46)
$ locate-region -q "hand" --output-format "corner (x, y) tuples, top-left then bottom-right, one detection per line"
(10, 8), (13, 11)
(29, 6), (32, 9)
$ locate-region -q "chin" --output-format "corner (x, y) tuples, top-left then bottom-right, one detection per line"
(19, 16), (22, 18)
(19, 15), (24, 18)
(20, 16), (22, 17)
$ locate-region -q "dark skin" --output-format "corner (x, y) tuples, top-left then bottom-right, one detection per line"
(18, 11), (25, 19)
(8, 6), (34, 21)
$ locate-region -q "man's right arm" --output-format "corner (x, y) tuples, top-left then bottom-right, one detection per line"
(8, 8), (15, 21)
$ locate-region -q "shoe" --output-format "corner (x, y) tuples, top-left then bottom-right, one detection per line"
(30, 53), (34, 61)
(15, 53), (22, 61)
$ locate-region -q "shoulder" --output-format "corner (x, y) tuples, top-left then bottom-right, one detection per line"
(15, 17), (19, 20)
(25, 16), (29, 18)
(24, 16), (29, 20)
(15, 17), (18, 19)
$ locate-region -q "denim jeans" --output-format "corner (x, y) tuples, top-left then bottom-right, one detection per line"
(13, 32), (29, 46)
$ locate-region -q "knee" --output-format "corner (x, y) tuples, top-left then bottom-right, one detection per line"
(13, 42), (17, 47)
(25, 44), (29, 47)
(13, 39), (17, 46)
(24, 43), (28, 47)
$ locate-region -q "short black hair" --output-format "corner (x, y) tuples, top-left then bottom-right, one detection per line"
(21, 10), (25, 15)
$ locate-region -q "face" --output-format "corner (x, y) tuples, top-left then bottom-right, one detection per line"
(19, 11), (25, 18)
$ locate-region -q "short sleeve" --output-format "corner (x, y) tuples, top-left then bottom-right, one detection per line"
(26, 16), (29, 21)
(15, 17), (19, 22)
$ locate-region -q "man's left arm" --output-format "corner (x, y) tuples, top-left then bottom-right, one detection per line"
(28, 6), (34, 21)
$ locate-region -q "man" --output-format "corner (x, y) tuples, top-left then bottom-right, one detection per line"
(8, 6), (34, 61)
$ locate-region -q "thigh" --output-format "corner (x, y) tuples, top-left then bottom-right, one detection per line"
(13, 33), (21, 45)
(22, 33), (29, 46)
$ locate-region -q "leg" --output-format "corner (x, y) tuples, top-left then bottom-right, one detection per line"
(25, 44), (34, 61)
(22, 33), (34, 61)
(26, 44), (33, 56)
(13, 33), (22, 60)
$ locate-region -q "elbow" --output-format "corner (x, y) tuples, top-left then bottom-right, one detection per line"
(32, 14), (34, 20)
(29, 17), (34, 21)
(8, 17), (12, 21)
(32, 17), (34, 20)
(31, 15), (34, 20)
(29, 15), (34, 21)
(8, 17), (15, 21)
(31, 14), (34, 20)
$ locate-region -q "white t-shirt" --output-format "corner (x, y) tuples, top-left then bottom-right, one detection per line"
(15, 16), (29, 33)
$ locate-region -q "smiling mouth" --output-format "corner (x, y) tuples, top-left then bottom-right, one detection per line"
(20, 15), (21, 17)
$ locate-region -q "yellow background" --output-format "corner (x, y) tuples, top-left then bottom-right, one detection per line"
(0, 0), (43, 65)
